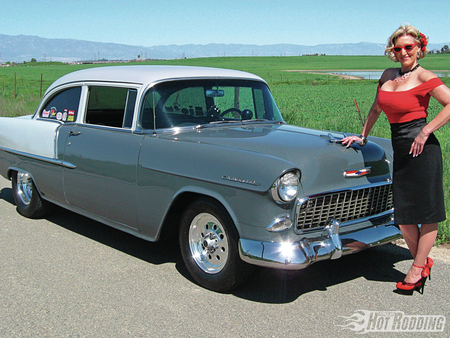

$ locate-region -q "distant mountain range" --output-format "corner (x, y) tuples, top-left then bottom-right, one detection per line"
(0, 34), (448, 63)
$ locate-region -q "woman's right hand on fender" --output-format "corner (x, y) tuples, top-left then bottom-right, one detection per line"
(341, 135), (365, 148)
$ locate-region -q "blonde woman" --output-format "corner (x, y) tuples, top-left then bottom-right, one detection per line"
(342, 24), (450, 295)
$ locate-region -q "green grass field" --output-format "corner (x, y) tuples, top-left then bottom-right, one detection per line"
(1, 55), (450, 242)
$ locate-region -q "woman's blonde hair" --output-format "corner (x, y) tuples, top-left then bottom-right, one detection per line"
(385, 24), (428, 62)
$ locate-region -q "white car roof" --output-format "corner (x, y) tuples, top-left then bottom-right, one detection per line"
(46, 65), (266, 94)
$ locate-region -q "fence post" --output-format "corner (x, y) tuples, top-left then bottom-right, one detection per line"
(14, 72), (17, 98)
(40, 73), (43, 97)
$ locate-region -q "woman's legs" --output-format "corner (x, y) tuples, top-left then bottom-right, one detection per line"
(399, 224), (420, 258)
(399, 223), (438, 283)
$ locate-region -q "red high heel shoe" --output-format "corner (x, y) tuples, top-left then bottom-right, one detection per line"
(422, 257), (434, 280)
(395, 263), (426, 295)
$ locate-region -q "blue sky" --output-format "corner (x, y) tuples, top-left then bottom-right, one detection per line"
(2, 0), (449, 46)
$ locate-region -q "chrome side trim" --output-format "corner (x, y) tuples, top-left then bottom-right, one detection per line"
(0, 146), (76, 169)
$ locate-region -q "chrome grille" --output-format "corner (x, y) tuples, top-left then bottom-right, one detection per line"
(296, 184), (393, 231)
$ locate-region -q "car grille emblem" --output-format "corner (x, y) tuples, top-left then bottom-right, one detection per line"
(343, 167), (371, 178)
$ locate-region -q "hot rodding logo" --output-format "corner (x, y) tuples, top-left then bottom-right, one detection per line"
(338, 310), (446, 333)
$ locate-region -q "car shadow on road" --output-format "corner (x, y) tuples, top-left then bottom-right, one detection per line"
(47, 206), (186, 268)
(47, 202), (411, 304)
(1, 186), (14, 204)
(1, 186), (412, 303)
(0, 186), (184, 267)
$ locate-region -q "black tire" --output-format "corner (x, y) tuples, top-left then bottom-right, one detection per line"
(11, 171), (53, 219)
(179, 198), (254, 292)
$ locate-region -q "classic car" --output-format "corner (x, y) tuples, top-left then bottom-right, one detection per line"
(0, 65), (401, 291)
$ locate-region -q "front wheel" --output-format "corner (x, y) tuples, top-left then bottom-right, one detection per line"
(179, 198), (253, 292)
(11, 171), (53, 218)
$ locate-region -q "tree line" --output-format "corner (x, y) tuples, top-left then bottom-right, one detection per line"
(428, 45), (450, 54)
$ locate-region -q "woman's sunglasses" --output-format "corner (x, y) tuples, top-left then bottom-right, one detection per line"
(392, 43), (418, 53)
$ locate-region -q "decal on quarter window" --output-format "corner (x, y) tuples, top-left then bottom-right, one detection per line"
(67, 110), (75, 122)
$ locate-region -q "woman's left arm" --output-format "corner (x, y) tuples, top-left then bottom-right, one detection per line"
(410, 84), (450, 157)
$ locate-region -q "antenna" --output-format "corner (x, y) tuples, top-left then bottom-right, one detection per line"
(353, 99), (365, 127)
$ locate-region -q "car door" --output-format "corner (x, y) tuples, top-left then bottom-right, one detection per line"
(61, 86), (143, 230)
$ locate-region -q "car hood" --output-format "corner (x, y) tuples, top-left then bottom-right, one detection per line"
(158, 123), (392, 195)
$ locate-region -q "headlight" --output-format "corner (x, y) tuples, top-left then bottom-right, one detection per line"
(271, 171), (300, 203)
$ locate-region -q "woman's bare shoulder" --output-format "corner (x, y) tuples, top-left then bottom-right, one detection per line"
(379, 68), (398, 86)
(418, 67), (439, 82)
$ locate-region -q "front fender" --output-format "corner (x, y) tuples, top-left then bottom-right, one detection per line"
(139, 135), (298, 192)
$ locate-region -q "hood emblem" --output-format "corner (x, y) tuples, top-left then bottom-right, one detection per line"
(343, 167), (371, 178)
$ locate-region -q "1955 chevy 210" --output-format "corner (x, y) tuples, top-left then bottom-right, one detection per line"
(0, 65), (401, 291)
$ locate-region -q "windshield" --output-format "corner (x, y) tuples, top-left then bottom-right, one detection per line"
(140, 79), (283, 129)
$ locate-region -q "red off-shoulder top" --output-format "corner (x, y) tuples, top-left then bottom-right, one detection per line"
(377, 77), (444, 124)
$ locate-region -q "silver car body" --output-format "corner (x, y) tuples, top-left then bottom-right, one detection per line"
(0, 65), (401, 289)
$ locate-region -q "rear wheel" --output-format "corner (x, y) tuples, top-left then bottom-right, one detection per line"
(179, 198), (253, 292)
(11, 171), (53, 218)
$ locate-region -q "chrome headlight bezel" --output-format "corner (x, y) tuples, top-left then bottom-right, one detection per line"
(271, 170), (301, 204)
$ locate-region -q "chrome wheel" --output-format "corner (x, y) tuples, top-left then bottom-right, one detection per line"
(11, 170), (54, 219)
(180, 198), (253, 291)
(16, 172), (33, 206)
(188, 213), (229, 274)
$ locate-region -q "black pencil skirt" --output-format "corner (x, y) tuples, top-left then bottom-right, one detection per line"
(390, 118), (446, 224)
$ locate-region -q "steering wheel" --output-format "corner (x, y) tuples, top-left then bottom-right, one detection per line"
(218, 108), (242, 119)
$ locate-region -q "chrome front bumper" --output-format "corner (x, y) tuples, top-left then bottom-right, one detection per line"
(238, 219), (401, 270)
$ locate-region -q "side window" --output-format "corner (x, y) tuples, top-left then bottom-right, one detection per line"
(40, 87), (81, 122)
(85, 86), (137, 128)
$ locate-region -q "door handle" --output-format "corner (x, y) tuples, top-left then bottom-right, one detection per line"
(69, 131), (81, 136)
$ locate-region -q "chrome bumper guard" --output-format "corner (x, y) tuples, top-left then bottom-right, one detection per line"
(238, 219), (401, 270)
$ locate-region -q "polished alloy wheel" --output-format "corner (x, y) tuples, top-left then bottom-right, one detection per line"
(188, 213), (229, 274)
(16, 172), (33, 206)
